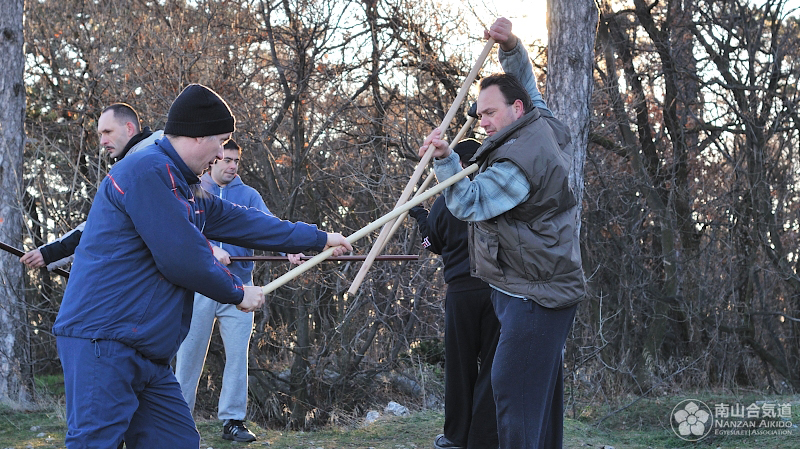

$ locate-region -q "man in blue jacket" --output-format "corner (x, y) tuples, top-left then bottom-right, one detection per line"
(53, 84), (352, 448)
(176, 139), (284, 442)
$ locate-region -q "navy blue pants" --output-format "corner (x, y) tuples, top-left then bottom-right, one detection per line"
(490, 291), (577, 449)
(57, 336), (200, 448)
(443, 285), (500, 449)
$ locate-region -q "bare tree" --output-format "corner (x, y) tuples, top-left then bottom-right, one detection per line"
(547, 0), (598, 225)
(0, 0), (29, 403)
(688, 0), (800, 390)
(21, 0), (472, 428)
(17, 0), (800, 429)
(575, 0), (800, 410)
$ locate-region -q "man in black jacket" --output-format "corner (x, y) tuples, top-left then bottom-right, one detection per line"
(20, 103), (162, 270)
(410, 139), (500, 449)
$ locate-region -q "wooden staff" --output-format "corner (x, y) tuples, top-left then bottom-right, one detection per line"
(261, 163), (479, 295)
(0, 241), (70, 279)
(384, 170), (436, 239)
(345, 37), (493, 297)
(231, 255), (419, 262)
(382, 115), (477, 257)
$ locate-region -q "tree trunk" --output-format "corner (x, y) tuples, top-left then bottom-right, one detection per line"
(0, 0), (29, 403)
(288, 289), (310, 429)
(546, 0), (598, 234)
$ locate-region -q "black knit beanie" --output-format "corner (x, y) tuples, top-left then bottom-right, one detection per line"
(164, 84), (235, 137)
(453, 138), (481, 164)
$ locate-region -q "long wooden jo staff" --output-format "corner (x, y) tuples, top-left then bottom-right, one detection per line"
(378, 114), (477, 261)
(384, 170), (436, 241)
(261, 163), (479, 295)
(346, 38), (495, 296)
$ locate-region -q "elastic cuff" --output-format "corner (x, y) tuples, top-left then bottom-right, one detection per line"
(433, 151), (460, 166)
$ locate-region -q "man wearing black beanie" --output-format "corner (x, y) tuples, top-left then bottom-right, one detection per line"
(53, 83), (353, 448)
(164, 84), (237, 138)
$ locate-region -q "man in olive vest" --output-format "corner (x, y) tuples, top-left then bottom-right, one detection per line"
(418, 19), (586, 449)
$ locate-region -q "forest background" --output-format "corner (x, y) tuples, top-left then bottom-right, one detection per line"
(0, 0), (799, 433)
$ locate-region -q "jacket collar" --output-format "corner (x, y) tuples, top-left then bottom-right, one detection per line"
(117, 127), (154, 160)
(154, 137), (200, 185)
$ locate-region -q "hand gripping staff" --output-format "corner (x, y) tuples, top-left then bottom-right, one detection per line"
(261, 163), (479, 296)
(0, 240), (70, 279)
(346, 38), (495, 296)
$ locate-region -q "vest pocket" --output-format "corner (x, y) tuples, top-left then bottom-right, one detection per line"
(471, 224), (506, 282)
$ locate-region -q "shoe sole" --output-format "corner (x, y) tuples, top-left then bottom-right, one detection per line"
(433, 435), (464, 449)
(222, 434), (256, 443)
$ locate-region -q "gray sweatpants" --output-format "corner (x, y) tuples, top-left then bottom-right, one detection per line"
(175, 289), (255, 420)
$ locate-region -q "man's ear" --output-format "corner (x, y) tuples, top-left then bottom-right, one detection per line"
(125, 121), (137, 138)
(513, 99), (525, 119)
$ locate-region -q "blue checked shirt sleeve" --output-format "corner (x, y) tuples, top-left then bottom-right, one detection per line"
(433, 152), (530, 221)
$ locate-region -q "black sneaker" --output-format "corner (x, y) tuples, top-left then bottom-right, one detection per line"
(433, 434), (463, 449)
(222, 419), (257, 442)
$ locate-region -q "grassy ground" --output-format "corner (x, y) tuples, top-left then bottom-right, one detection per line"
(1, 393), (798, 448)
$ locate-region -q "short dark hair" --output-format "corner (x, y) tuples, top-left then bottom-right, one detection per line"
(223, 138), (242, 157)
(479, 74), (533, 114)
(101, 103), (142, 133)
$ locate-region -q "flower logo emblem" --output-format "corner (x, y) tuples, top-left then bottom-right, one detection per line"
(671, 399), (713, 441)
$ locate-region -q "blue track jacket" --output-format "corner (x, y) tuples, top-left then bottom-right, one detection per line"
(53, 137), (327, 364)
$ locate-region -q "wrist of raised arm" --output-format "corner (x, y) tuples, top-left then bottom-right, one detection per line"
(498, 35), (520, 54)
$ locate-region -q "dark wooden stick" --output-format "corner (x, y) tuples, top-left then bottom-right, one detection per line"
(0, 241), (71, 279)
(231, 254), (419, 262)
